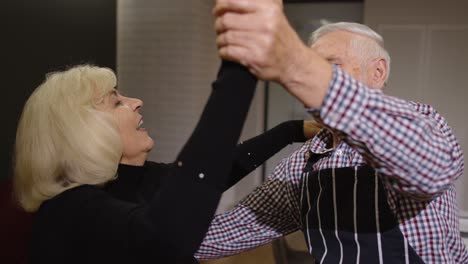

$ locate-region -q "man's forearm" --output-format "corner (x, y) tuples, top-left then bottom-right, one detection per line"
(278, 47), (333, 109)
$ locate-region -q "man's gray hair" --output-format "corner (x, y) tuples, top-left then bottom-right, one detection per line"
(309, 22), (391, 84)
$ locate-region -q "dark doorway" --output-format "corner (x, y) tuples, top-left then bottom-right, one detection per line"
(2, 0), (116, 181)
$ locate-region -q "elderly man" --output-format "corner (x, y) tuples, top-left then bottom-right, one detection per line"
(195, 0), (468, 263)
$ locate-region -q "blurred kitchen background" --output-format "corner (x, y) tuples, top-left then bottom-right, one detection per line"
(2, 0), (468, 263)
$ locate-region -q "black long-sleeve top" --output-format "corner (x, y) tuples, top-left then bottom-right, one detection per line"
(29, 61), (306, 264)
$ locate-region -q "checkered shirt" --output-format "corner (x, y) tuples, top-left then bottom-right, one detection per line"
(195, 66), (467, 263)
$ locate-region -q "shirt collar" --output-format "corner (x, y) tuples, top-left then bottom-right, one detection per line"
(309, 128), (336, 154)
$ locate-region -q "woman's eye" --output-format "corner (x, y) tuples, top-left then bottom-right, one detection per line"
(115, 100), (122, 106)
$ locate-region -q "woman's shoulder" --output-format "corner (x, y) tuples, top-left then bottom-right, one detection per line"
(36, 184), (140, 230)
(32, 185), (106, 237)
(145, 160), (172, 169)
(143, 160), (174, 177)
(39, 185), (106, 213)
(30, 184), (140, 260)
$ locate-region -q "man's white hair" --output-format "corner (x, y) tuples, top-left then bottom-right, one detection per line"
(309, 22), (391, 84)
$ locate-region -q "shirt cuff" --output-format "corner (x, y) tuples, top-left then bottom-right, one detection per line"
(307, 65), (368, 134)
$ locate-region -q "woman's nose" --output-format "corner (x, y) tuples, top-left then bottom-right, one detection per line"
(121, 96), (143, 111)
(132, 98), (143, 111)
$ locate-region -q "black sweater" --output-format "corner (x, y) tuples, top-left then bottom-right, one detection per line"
(29, 61), (306, 264)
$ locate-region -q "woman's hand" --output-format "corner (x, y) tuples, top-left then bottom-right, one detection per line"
(303, 120), (322, 140)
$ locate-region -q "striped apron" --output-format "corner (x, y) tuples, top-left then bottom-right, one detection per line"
(300, 152), (425, 263)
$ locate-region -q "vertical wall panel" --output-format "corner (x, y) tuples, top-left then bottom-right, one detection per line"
(377, 25), (426, 101)
(423, 26), (468, 210)
(118, 0), (218, 162)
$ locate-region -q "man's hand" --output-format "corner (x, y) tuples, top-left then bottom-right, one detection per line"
(213, 0), (332, 109)
(213, 0), (306, 83)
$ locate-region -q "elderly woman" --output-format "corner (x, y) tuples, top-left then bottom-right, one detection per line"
(14, 60), (319, 263)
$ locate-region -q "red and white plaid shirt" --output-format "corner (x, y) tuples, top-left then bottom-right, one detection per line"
(196, 66), (467, 263)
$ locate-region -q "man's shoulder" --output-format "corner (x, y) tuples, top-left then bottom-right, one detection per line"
(409, 101), (449, 125)
(409, 101), (438, 115)
(286, 140), (311, 162)
(267, 140), (311, 181)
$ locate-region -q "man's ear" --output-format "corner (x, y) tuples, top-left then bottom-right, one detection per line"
(371, 57), (387, 89)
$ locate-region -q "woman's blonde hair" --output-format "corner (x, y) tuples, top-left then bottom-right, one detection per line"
(13, 65), (123, 212)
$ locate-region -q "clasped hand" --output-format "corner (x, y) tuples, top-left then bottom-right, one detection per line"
(213, 0), (307, 85)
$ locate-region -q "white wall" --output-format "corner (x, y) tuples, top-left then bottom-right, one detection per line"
(117, 0), (265, 213)
(364, 0), (468, 215)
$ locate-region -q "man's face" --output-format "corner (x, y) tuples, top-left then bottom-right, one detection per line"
(311, 30), (374, 87)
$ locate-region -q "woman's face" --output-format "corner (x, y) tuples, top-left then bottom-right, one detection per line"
(97, 90), (154, 165)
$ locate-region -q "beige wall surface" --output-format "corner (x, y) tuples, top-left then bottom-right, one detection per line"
(364, 0), (468, 214)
